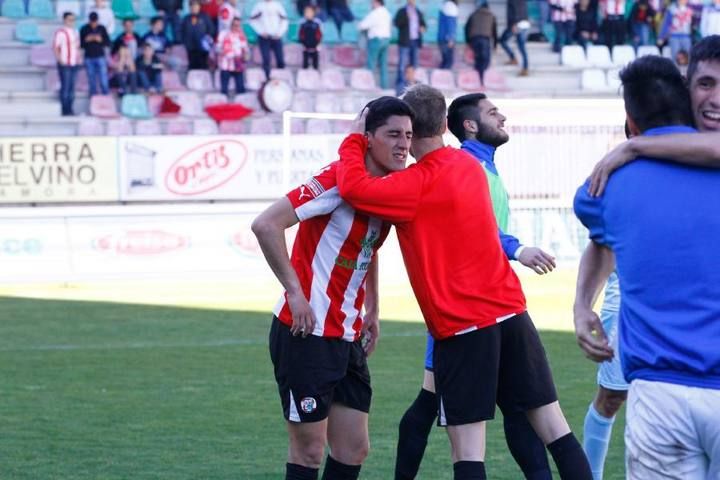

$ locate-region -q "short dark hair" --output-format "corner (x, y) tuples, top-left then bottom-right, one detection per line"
(402, 84), (447, 138)
(363, 96), (415, 134)
(88, 11), (99, 21)
(619, 56), (693, 132)
(688, 35), (720, 82)
(447, 93), (487, 143)
(150, 15), (163, 25)
(63, 11), (74, 19)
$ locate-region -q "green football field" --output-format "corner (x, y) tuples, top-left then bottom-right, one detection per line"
(0, 290), (626, 479)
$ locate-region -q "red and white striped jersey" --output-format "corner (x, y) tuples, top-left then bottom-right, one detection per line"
(218, 2), (239, 33)
(53, 27), (80, 66)
(601, 0), (625, 17)
(273, 162), (391, 342)
(550, 0), (577, 22)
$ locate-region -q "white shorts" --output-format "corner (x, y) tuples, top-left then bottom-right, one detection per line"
(597, 273), (629, 391)
(626, 379), (720, 480)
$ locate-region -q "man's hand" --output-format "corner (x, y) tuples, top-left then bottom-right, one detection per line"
(350, 106), (368, 134)
(574, 307), (614, 362)
(517, 247), (556, 274)
(589, 140), (634, 196)
(361, 311), (380, 356)
(287, 291), (316, 337)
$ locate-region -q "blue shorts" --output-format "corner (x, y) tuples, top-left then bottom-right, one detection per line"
(597, 273), (629, 391)
(424, 332), (434, 370)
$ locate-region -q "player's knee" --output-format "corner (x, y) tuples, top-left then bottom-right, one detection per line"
(290, 436), (326, 468)
(598, 390), (627, 417)
(330, 436), (369, 465)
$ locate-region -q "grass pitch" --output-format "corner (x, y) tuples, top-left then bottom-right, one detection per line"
(0, 295), (625, 479)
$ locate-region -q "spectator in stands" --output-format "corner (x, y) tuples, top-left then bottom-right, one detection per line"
(500, 0), (530, 76)
(181, 0), (216, 69)
(299, 6), (322, 69)
(701, 0), (720, 37)
(575, 0), (599, 49)
(136, 43), (164, 92)
(396, 63), (419, 96)
(600, 0), (627, 49)
(394, 0), (426, 91)
(359, 0), (391, 90)
(112, 19), (141, 59)
(466, 2), (497, 85)
(660, 0), (693, 64)
(152, 0), (182, 45)
(81, 12), (111, 96)
(550, 0), (577, 53)
(249, 0), (289, 79)
(326, 0), (354, 40)
(217, 17), (249, 95)
(629, 0), (656, 49)
(200, 0), (222, 27)
(110, 44), (138, 95)
(54, 12), (81, 116)
(217, 0), (239, 34)
(537, 0), (550, 41)
(437, 0), (458, 69)
(143, 17), (169, 54)
(87, 0), (115, 39)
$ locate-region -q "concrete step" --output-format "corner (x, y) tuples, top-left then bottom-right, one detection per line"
(0, 66), (46, 91)
(0, 101), (60, 117)
(0, 41), (32, 66)
(0, 116), (78, 136)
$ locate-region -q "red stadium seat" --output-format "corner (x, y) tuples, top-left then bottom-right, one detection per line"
(89, 94), (120, 118)
(296, 68), (322, 91)
(166, 118), (193, 134)
(321, 68), (346, 90)
(186, 69), (214, 91)
(218, 119), (246, 134)
(429, 69), (456, 90)
(77, 117), (105, 135)
(387, 45), (399, 66)
(418, 47), (438, 68)
(135, 119), (162, 135)
(249, 117), (276, 134)
(333, 45), (362, 68)
(350, 69), (378, 91)
(106, 117), (132, 135)
(457, 69), (483, 91)
(483, 68), (510, 92)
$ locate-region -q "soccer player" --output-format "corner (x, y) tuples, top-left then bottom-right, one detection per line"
(574, 54), (720, 479)
(574, 35), (720, 480)
(336, 84), (592, 480)
(251, 97), (415, 480)
(394, 92), (557, 480)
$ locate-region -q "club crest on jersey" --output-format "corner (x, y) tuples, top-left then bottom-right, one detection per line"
(300, 397), (317, 414)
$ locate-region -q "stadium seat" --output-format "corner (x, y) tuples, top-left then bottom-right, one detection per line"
(306, 118), (331, 134)
(581, 68), (609, 91)
(662, 46), (673, 59)
(314, 92), (337, 113)
(170, 91), (203, 116)
(135, 119), (162, 135)
(77, 117), (105, 135)
(134, 18), (151, 37)
(89, 94), (120, 118)
(111, 0), (137, 19)
(483, 68), (510, 92)
(121, 94), (152, 119)
(290, 118), (305, 134)
(421, 19), (438, 45)
(612, 45), (635, 66)
(586, 45), (613, 68)
(245, 68), (265, 90)
(283, 43), (303, 67)
(387, 45), (399, 66)
(290, 94), (313, 112)
(1, 0), (27, 18)
(334, 45), (362, 68)
(249, 117), (276, 134)
(349, 0), (371, 17)
(162, 70), (186, 91)
(147, 94), (167, 116)
(457, 70), (482, 91)
(30, 44), (55, 67)
(321, 21), (339, 45)
(463, 45), (474, 65)
(169, 45), (189, 68)
(15, 20), (44, 43)
(636, 45), (661, 57)
(340, 95), (360, 113)
(560, 45), (588, 67)
(418, 47), (438, 68)
(28, 0), (54, 18)
(350, 69), (378, 91)
(606, 68), (621, 91)
(234, 92), (261, 111)
(75, 68), (89, 92)
(332, 119), (353, 134)
(413, 67), (429, 85)
(243, 23), (258, 44)
(55, 0), (81, 18)
(270, 68), (294, 87)
(138, 0), (157, 18)
(186, 69), (214, 91)
(321, 68), (346, 90)
(106, 117), (132, 135)
(203, 93), (228, 108)
(193, 118), (218, 135)
(430, 69), (456, 90)
(218, 119), (246, 134)
(166, 118), (193, 134)
(296, 68), (321, 91)
(285, 21), (300, 42)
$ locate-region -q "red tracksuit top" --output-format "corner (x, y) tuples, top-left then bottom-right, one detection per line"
(336, 134), (527, 340)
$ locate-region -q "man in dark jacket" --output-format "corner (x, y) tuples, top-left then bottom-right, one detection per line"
(111, 18), (141, 57)
(499, 0), (530, 76)
(299, 5), (322, 69)
(80, 11), (111, 95)
(153, 0), (182, 44)
(465, 2), (497, 84)
(180, 0), (215, 69)
(394, 0), (426, 91)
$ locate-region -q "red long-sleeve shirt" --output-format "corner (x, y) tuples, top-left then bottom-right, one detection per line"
(336, 134), (527, 340)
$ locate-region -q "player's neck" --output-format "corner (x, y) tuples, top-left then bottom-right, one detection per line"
(411, 137), (445, 162)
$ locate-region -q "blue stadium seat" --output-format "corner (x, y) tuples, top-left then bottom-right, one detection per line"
(120, 93), (152, 119)
(15, 19), (44, 43)
(2, 0), (27, 18)
(28, 0), (53, 18)
(138, 0), (157, 18)
(111, 0), (137, 19)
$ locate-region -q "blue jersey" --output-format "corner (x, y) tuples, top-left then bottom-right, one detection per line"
(574, 125), (720, 390)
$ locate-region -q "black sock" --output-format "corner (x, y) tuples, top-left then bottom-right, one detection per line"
(394, 388), (437, 480)
(286, 462), (319, 480)
(453, 461), (486, 479)
(547, 432), (593, 480)
(503, 412), (552, 480)
(321, 455), (361, 480)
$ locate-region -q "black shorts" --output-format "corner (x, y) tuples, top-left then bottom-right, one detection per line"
(433, 312), (558, 426)
(268, 316), (372, 423)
